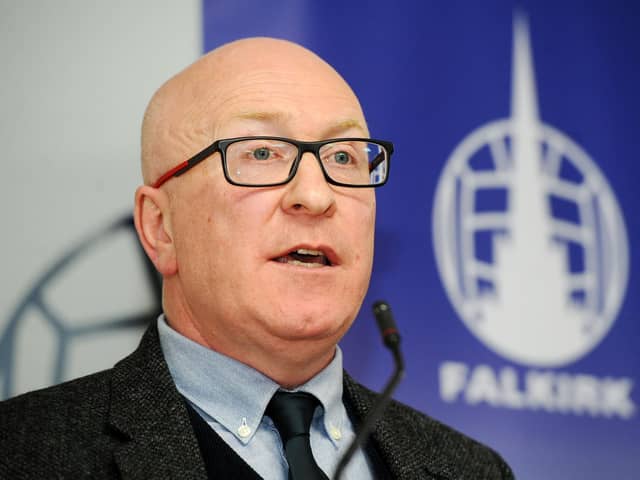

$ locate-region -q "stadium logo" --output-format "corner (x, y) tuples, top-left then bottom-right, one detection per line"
(432, 18), (629, 368)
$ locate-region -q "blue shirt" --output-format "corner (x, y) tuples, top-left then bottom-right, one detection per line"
(157, 316), (374, 479)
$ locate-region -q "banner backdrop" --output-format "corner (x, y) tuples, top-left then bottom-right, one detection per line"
(203, 1), (639, 478)
(1, 2), (637, 479)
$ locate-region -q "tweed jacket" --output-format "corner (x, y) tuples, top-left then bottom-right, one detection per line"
(0, 324), (514, 479)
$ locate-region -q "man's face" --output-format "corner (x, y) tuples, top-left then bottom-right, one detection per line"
(159, 41), (375, 366)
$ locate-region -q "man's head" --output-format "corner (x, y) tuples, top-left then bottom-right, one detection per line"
(134, 38), (380, 387)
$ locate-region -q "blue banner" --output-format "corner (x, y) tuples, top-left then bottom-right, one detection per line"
(204, 1), (639, 478)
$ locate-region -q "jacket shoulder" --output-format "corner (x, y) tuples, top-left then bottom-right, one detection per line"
(0, 369), (121, 478)
(0, 368), (113, 423)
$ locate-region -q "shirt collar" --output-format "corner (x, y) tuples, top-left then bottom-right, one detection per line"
(157, 315), (345, 447)
(294, 345), (345, 448)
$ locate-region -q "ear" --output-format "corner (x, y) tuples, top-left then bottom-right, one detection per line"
(134, 185), (178, 276)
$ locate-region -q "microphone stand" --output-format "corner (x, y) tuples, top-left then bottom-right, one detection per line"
(333, 301), (405, 480)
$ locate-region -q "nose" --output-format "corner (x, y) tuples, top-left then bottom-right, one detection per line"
(281, 152), (336, 216)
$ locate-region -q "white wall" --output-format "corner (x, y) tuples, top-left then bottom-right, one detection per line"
(0, 0), (200, 398)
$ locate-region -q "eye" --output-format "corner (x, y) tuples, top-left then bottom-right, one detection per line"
(252, 147), (272, 161)
(333, 151), (351, 165)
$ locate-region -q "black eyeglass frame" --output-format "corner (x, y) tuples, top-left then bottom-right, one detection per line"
(152, 136), (393, 188)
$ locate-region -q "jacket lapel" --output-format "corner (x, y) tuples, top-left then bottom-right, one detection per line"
(343, 372), (458, 480)
(107, 324), (207, 480)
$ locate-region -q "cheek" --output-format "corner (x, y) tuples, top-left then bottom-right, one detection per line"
(196, 191), (276, 272)
(171, 186), (231, 272)
(351, 196), (376, 259)
(343, 197), (376, 290)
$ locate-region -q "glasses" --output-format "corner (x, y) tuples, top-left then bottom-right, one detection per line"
(152, 136), (393, 188)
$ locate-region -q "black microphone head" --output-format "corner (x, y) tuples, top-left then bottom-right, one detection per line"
(372, 300), (400, 349)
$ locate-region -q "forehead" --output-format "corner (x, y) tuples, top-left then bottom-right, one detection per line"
(221, 111), (368, 140)
(204, 61), (368, 139)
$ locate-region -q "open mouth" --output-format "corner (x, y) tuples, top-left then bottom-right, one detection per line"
(273, 248), (333, 268)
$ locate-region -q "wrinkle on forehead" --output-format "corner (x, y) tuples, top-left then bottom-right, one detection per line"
(232, 111), (367, 138)
(140, 37), (365, 185)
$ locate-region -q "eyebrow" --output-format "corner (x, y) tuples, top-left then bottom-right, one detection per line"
(236, 110), (288, 122)
(325, 118), (369, 137)
(233, 111), (369, 138)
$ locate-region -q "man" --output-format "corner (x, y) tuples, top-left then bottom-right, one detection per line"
(0, 38), (514, 479)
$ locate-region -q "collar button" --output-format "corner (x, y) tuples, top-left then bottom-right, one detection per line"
(238, 418), (252, 438)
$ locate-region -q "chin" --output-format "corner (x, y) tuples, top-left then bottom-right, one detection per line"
(266, 303), (355, 342)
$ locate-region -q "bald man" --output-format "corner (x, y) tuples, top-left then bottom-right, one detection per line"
(0, 38), (514, 479)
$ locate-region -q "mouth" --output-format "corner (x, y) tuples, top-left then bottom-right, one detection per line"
(272, 247), (334, 268)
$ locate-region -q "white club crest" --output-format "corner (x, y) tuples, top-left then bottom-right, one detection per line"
(432, 17), (629, 367)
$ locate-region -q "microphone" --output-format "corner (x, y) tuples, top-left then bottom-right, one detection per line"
(333, 301), (405, 480)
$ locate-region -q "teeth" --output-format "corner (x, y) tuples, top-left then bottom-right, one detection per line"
(295, 248), (323, 256)
(286, 259), (324, 268)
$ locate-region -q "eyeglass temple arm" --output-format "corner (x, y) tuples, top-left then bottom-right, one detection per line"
(152, 144), (219, 188)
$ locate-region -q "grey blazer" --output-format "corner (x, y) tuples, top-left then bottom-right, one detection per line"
(0, 324), (514, 479)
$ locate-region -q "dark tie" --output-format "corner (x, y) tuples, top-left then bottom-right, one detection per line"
(266, 392), (329, 480)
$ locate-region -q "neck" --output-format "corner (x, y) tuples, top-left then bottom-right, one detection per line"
(163, 312), (337, 389)
(180, 320), (336, 387)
